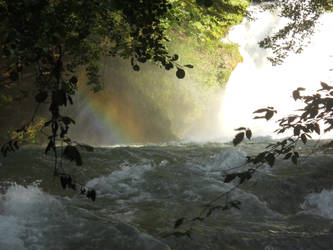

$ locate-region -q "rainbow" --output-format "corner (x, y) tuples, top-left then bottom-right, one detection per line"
(77, 83), (145, 145)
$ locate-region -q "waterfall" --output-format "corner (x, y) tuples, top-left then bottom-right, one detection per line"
(221, 8), (333, 139)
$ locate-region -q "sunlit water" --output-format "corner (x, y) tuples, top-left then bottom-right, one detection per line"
(221, 8), (333, 140)
(1, 142), (333, 250)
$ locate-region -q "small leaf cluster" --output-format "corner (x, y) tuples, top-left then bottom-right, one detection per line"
(253, 106), (277, 121)
(233, 127), (252, 146)
(258, 0), (329, 65)
(165, 199), (241, 239)
(1, 140), (19, 157)
(223, 169), (255, 184)
(166, 83), (332, 239)
(59, 174), (96, 202)
(232, 82), (333, 168)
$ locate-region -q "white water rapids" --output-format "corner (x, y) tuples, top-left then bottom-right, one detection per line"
(220, 8), (333, 139)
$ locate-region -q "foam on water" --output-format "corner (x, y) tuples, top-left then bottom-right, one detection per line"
(0, 183), (170, 250)
(87, 164), (153, 198)
(0, 184), (63, 250)
(301, 189), (333, 219)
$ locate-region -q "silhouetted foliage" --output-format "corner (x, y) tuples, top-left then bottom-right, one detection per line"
(259, 0), (333, 64)
(170, 82), (332, 237)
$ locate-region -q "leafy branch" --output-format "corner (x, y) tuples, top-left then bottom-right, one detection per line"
(168, 82), (332, 238)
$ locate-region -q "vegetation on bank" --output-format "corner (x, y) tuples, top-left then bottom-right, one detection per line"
(0, 0), (248, 143)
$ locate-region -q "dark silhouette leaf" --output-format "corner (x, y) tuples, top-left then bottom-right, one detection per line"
(174, 217), (185, 229)
(62, 116), (75, 125)
(320, 81), (333, 90)
(254, 151), (267, 164)
(301, 134), (307, 144)
(56, 90), (67, 106)
(265, 111), (274, 120)
(63, 145), (82, 166)
(233, 132), (244, 146)
(69, 76), (78, 84)
(164, 62), (173, 70)
(176, 68), (185, 79)
(291, 154), (298, 165)
(184, 64), (193, 68)
(288, 116), (297, 123)
(133, 65), (140, 71)
(87, 189), (96, 201)
(284, 152), (292, 160)
(60, 176), (67, 189)
(68, 95), (73, 105)
(293, 90), (300, 100)
(314, 123), (320, 135)
(224, 173), (237, 183)
(294, 126), (301, 136)
(265, 153), (275, 167)
(234, 127), (246, 131)
(246, 129), (252, 140)
(10, 71), (18, 81)
(35, 91), (48, 103)
(45, 140), (54, 155)
(80, 187), (86, 195)
(44, 120), (52, 127)
(171, 54), (179, 61)
(253, 108), (268, 114)
(13, 141), (19, 150)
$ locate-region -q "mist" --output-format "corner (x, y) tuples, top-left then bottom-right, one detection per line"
(68, 56), (226, 145)
(221, 9), (333, 140)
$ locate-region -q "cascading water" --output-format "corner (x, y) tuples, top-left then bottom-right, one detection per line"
(1, 6), (333, 250)
(221, 8), (333, 139)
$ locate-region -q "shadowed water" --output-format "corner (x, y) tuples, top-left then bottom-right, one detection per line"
(1, 141), (333, 249)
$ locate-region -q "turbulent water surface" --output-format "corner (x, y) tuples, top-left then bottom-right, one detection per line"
(1, 141), (333, 250)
